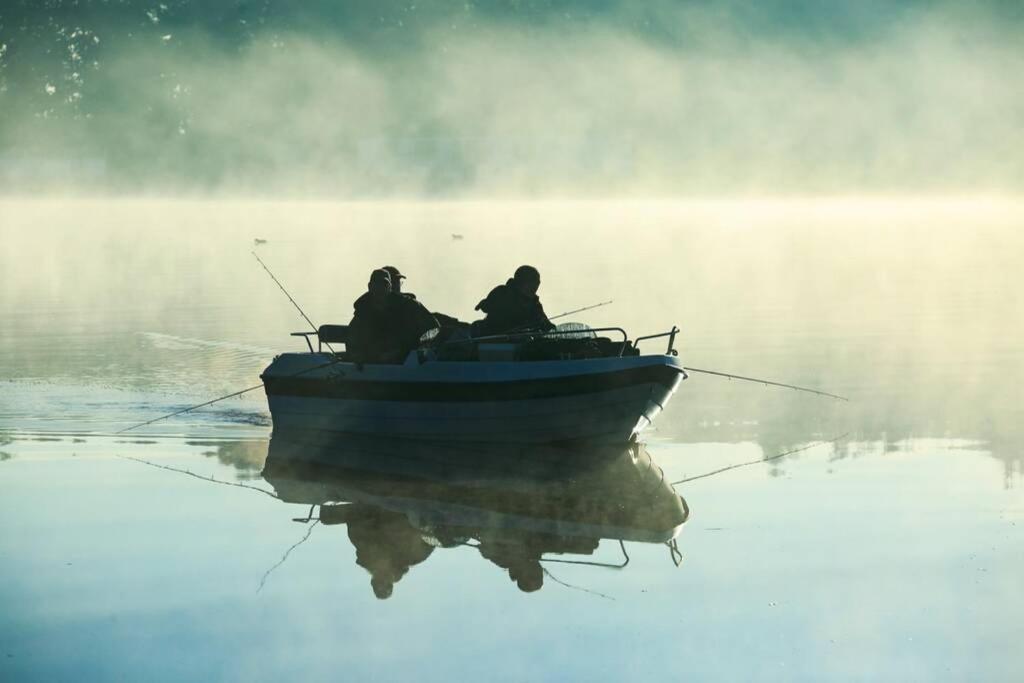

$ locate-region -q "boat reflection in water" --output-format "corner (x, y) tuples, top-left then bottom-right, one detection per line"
(261, 431), (689, 598)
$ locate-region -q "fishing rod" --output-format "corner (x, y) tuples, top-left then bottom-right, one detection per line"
(439, 299), (614, 348)
(546, 299), (613, 324)
(119, 255), (340, 434)
(115, 355), (348, 434)
(251, 252), (335, 354)
(493, 299), (613, 337)
(682, 366), (848, 401)
(115, 383), (265, 434)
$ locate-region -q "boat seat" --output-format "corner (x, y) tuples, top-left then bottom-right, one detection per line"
(290, 324), (349, 352)
(318, 324), (350, 345)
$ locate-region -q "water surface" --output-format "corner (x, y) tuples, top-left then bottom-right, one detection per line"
(1, 198), (1021, 681)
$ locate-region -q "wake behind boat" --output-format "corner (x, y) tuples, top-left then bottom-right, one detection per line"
(261, 325), (687, 444)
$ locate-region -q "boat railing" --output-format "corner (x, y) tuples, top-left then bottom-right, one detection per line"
(291, 324), (350, 353)
(633, 326), (680, 356)
(466, 325), (680, 357)
(290, 324), (680, 358)
(464, 326), (632, 356)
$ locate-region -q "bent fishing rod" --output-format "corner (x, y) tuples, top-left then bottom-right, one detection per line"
(251, 252), (336, 354)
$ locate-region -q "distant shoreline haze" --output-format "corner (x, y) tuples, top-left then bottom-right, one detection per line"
(0, 1), (1022, 196)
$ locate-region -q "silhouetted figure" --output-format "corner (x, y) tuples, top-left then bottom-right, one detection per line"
(474, 265), (555, 336)
(477, 535), (546, 592)
(330, 504), (435, 599)
(349, 269), (439, 363)
(384, 264), (469, 339)
(382, 265), (414, 299)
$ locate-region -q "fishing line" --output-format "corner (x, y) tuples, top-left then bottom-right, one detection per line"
(115, 453), (280, 499)
(547, 299), (613, 323)
(669, 432), (849, 486)
(257, 521), (320, 593)
(683, 366), (849, 401)
(116, 355), (347, 434)
(115, 384), (266, 434)
(457, 540), (616, 599)
(119, 255), (349, 434)
(251, 251), (336, 354)
(542, 566), (616, 601)
(501, 300), (613, 336)
(116, 453), (321, 593)
(441, 298), (614, 348)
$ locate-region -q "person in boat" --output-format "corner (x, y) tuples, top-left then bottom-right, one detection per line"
(473, 265), (556, 336)
(384, 264), (468, 338)
(382, 265), (414, 299)
(348, 269), (439, 363)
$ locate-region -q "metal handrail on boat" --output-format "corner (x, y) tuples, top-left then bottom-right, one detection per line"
(633, 326), (679, 356)
(291, 324), (681, 359)
(291, 324), (351, 353)
(466, 326), (632, 356)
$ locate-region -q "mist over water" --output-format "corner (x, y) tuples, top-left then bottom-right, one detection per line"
(3, 3), (1024, 681)
(2, 196), (1021, 467)
(2, 1), (1023, 195)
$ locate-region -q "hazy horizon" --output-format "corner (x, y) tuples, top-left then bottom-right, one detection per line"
(2, 0), (1022, 197)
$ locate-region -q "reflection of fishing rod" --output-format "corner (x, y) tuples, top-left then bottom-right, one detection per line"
(682, 367), (848, 401)
(251, 252), (335, 354)
(671, 433), (849, 486)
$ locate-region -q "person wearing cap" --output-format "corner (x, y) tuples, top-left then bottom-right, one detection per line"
(384, 264), (467, 336)
(382, 265), (415, 300)
(349, 269), (439, 363)
(473, 265), (555, 336)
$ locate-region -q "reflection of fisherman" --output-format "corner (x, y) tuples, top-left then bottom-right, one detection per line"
(329, 504), (434, 600)
(348, 269), (439, 364)
(476, 532), (601, 593)
(476, 533), (549, 593)
(474, 265), (555, 336)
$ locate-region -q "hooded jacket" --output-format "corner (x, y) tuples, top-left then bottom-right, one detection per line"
(474, 279), (555, 336)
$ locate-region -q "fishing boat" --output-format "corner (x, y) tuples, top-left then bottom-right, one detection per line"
(261, 432), (688, 595)
(261, 325), (686, 444)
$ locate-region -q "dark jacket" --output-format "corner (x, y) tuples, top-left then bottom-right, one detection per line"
(474, 280), (555, 336)
(348, 292), (439, 363)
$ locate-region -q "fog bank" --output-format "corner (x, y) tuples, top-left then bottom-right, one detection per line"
(1, 2), (1022, 196)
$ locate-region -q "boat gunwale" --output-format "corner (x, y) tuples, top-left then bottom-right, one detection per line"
(262, 356), (685, 403)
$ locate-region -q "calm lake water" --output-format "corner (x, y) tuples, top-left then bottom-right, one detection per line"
(1, 197), (1022, 681)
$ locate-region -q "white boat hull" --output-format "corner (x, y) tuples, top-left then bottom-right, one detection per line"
(262, 353), (686, 444)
